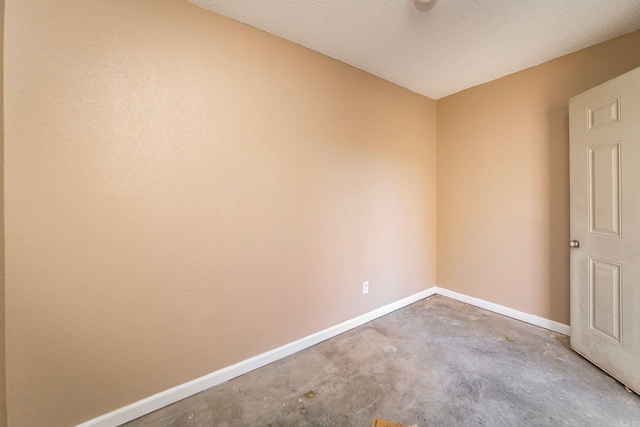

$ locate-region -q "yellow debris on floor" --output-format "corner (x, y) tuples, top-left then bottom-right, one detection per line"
(372, 418), (418, 427)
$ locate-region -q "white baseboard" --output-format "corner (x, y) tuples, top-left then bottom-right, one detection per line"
(435, 287), (571, 336)
(77, 287), (438, 427)
(78, 285), (569, 426)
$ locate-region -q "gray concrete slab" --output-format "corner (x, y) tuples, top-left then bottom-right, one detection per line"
(124, 295), (640, 426)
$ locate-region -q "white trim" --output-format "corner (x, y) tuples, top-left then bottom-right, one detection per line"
(78, 285), (570, 426)
(435, 287), (571, 336)
(77, 287), (438, 427)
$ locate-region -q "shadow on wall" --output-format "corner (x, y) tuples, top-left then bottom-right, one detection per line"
(545, 103), (571, 328)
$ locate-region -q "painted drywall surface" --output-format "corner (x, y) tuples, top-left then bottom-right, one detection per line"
(0, 0), (6, 425)
(4, 0), (436, 425)
(436, 30), (640, 325)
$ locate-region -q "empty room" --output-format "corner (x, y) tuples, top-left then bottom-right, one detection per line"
(3, 0), (640, 426)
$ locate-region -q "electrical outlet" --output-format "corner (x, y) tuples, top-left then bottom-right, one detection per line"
(363, 281), (369, 295)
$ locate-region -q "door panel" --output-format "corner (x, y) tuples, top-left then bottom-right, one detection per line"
(588, 97), (620, 130)
(588, 141), (620, 237)
(588, 257), (622, 345)
(569, 66), (640, 393)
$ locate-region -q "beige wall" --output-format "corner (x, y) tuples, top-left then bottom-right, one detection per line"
(0, 0), (5, 425)
(6, 0), (640, 424)
(4, 0), (436, 425)
(437, 30), (640, 325)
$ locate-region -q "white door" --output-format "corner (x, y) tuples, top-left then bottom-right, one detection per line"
(569, 66), (640, 394)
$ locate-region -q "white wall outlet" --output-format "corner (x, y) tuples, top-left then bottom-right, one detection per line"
(363, 281), (369, 295)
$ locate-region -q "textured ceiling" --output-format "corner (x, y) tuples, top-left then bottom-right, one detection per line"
(189, 0), (640, 99)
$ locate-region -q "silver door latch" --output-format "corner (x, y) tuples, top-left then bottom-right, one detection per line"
(567, 240), (580, 248)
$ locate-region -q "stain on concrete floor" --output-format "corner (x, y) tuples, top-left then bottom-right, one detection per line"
(124, 295), (640, 427)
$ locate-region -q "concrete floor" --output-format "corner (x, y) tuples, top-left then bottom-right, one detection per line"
(125, 296), (640, 427)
